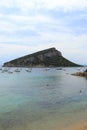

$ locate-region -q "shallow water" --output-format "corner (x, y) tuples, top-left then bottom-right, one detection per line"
(0, 67), (87, 130)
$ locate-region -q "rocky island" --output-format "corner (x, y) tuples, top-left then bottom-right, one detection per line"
(3, 47), (81, 67)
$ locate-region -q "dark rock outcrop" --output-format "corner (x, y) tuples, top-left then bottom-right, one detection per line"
(3, 47), (81, 67)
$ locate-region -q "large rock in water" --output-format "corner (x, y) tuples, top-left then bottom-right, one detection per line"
(3, 47), (81, 67)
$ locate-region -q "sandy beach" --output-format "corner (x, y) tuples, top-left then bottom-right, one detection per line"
(73, 124), (87, 130)
(65, 122), (87, 130)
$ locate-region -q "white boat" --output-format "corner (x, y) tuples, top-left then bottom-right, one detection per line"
(45, 68), (50, 71)
(1, 68), (9, 72)
(25, 68), (32, 72)
(14, 68), (20, 72)
(56, 67), (62, 70)
(0, 68), (2, 70)
(4, 68), (9, 72)
(8, 71), (13, 74)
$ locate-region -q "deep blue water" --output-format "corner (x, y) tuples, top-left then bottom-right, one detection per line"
(0, 67), (87, 130)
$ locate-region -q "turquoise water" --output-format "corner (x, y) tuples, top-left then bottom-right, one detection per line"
(0, 67), (87, 130)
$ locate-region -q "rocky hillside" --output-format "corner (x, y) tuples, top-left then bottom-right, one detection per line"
(3, 47), (81, 67)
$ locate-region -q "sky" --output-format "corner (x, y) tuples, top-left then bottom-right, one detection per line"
(0, 0), (87, 65)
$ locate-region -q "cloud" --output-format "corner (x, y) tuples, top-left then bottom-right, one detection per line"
(0, 0), (87, 65)
(0, 0), (87, 12)
(0, 43), (35, 65)
(41, 0), (87, 11)
(0, 31), (87, 65)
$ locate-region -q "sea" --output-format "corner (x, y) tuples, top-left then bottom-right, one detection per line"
(0, 67), (87, 130)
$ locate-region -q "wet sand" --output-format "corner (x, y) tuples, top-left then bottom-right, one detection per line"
(65, 122), (87, 130)
(72, 124), (87, 130)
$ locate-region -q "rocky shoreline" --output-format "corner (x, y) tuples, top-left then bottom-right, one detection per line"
(72, 69), (87, 77)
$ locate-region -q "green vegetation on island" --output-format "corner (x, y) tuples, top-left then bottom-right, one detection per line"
(3, 47), (81, 67)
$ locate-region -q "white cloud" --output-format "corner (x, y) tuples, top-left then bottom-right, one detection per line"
(15, 0), (87, 11)
(41, 0), (87, 10)
(0, 0), (87, 65)
(0, 43), (35, 64)
(0, 12), (54, 35)
(0, 31), (87, 65)
(0, 0), (13, 8)
(0, 20), (16, 33)
(0, 0), (87, 11)
(7, 14), (52, 24)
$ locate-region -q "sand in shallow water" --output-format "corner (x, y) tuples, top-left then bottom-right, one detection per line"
(64, 122), (87, 130)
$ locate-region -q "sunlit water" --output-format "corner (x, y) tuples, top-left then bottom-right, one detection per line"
(0, 67), (87, 130)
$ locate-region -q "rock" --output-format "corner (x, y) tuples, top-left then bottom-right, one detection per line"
(3, 47), (81, 67)
(72, 71), (87, 77)
(84, 69), (87, 72)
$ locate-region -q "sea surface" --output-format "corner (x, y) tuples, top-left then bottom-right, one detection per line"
(0, 67), (87, 130)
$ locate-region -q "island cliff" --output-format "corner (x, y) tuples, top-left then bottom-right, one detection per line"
(3, 47), (80, 67)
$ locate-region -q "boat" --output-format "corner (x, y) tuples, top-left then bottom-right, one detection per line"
(25, 68), (32, 72)
(0, 68), (2, 70)
(45, 68), (50, 71)
(14, 68), (20, 72)
(8, 71), (13, 74)
(56, 67), (62, 70)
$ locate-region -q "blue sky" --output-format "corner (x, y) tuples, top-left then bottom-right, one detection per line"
(0, 0), (87, 65)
